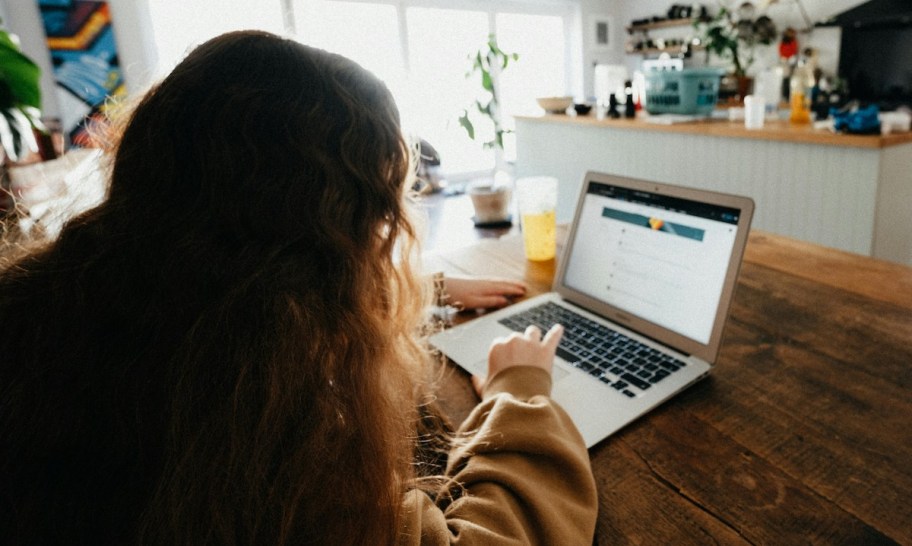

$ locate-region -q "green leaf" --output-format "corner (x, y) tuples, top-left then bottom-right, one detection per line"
(481, 70), (493, 92)
(457, 111), (475, 140)
(461, 33), (519, 150)
(0, 32), (19, 51)
(487, 35), (499, 54)
(0, 34), (41, 109)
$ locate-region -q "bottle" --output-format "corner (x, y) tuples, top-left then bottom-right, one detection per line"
(789, 57), (814, 124)
(779, 56), (793, 108)
(608, 93), (621, 119)
(624, 80), (636, 118)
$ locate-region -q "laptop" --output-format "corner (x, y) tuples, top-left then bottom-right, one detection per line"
(429, 171), (754, 448)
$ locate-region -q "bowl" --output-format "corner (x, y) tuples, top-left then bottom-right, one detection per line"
(536, 96), (573, 114)
(573, 103), (593, 116)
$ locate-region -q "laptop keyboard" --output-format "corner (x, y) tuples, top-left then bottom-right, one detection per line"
(497, 302), (687, 398)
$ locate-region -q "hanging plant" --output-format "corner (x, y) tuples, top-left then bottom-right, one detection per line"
(457, 34), (518, 151)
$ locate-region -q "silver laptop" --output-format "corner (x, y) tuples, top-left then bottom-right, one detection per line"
(430, 171), (754, 448)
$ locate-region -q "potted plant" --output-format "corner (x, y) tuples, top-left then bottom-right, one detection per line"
(694, 5), (776, 99)
(0, 22), (45, 164)
(457, 34), (518, 171)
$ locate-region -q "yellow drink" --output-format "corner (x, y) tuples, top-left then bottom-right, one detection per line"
(790, 91), (810, 123)
(521, 210), (557, 261)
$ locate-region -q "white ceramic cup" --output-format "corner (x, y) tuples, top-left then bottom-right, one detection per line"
(468, 182), (512, 224)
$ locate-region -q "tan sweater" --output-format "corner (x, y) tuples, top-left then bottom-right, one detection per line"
(398, 366), (598, 545)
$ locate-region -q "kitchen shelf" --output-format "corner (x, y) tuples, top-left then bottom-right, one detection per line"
(626, 18), (697, 33)
(625, 44), (703, 56)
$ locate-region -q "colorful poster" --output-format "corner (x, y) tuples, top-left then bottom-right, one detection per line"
(37, 0), (125, 146)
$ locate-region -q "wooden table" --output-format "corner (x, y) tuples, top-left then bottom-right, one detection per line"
(422, 201), (912, 545)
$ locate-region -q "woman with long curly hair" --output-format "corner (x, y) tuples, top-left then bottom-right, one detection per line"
(0, 31), (596, 545)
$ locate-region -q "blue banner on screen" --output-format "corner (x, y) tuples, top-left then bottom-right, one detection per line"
(602, 208), (705, 241)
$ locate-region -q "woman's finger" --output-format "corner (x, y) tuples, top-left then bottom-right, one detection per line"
(542, 323), (564, 350)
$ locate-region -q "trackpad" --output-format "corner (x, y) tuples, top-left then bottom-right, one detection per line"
(552, 364), (570, 382)
(468, 359), (570, 382)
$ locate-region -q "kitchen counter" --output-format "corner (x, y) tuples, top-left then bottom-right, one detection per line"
(514, 114), (912, 265)
(518, 113), (912, 149)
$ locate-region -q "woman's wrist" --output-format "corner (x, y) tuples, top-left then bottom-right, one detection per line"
(432, 272), (449, 307)
(430, 272), (457, 325)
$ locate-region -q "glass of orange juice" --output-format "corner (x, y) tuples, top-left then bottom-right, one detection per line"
(515, 176), (558, 261)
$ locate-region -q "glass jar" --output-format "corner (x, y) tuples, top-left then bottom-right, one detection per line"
(789, 59), (815, 123)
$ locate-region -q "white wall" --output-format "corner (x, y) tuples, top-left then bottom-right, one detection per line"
(578, 0), (624, 99)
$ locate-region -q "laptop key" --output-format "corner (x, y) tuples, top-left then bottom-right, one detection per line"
(621, 373), (651, 390)
(556, 346), (580, 364)
(499, 302), (686, 396)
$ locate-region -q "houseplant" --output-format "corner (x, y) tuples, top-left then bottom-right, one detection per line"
(457, 34), (518, 160)
(694, 5), (776, 98)
(0, 22), (44, 163)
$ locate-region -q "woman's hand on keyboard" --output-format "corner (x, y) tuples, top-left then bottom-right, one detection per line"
(472, 324), (564, 397)
(443, 275), (527, 310)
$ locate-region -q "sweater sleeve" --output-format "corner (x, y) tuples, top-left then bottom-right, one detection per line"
(398, 366), (598, 545)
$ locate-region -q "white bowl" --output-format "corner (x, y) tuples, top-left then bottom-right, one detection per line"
(536, 96), (573, 114)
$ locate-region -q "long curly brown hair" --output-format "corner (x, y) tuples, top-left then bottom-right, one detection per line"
(0, 31), (431, 545)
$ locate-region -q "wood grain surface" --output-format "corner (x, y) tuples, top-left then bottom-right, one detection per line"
(423, 226), (912, 545)
(516, 114), (912, 149)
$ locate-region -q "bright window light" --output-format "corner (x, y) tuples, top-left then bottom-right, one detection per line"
(149, 0), (577, 180)
(148, 0), (286, 77)
(294, 1), (405, 92)
(404, 7), (491, 175)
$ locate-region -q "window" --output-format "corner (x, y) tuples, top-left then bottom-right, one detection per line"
(147, 0), (287, 75)
(149, 0), (579, 179)
(400, 7), (491, 174)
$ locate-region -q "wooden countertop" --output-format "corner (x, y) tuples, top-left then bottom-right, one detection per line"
(515, 113), (912, 149)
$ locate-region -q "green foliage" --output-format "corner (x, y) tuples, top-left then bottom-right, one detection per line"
(457, 34), (518, 151)
(695, 7), (776, 78)
(0, 22), (43, 161)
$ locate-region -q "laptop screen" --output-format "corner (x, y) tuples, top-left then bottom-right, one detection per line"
(563, 181), (742, 345)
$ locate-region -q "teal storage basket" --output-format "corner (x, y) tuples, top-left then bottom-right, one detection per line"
(644, 68), (725, 115)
